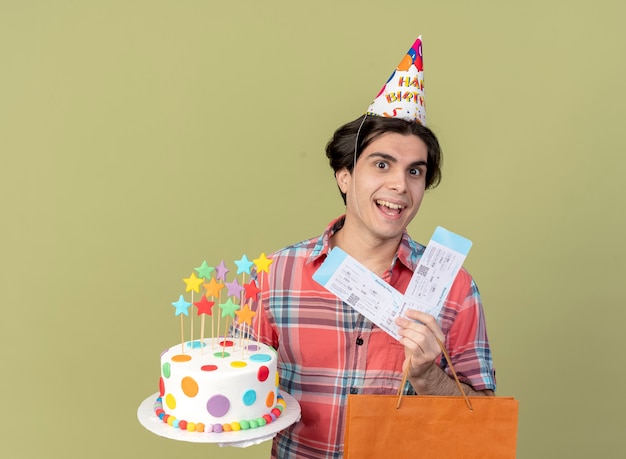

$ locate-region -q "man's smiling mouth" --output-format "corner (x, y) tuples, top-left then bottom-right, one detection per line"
(376, 199), (404, 215)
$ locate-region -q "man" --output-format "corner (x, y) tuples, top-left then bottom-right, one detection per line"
(254, 37), (495, 459)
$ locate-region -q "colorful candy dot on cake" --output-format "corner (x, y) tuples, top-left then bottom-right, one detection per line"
(181, 376), (199, 397)
(196, 423), (205, 432)
(214, 351), (230, 358)
(167, 416), (176, 426)
(272, 408), (282, 418)
(257, 366), (270, 382)
(250, 353), (272, 363)
(172, 354), (192, 362)
(213, 424), (223, 433)
(243, 389), (257, 406)
(206, 394), (230, 417)
(159, 378), (165, 396)
(165, 394), (176, 409)
(265, 391), (275, 407)
(186, 340), (205, 349)
(257, 417), (266, 427)
(162, 362), (171, 378)
(231, 361), (247, 368)
(223, 423), (233, 432)
(263, 414), (272, 424)
(200, 364), (218, 371)
(187, 422), (196, 432)
(231, 422), (241, 431)
(179, 420), (187, 430)
(162, 414), (169, 423)
(240, 420), (250, 430)
(249, 419), (259, 429)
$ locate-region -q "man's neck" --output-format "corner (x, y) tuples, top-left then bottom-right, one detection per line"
(330, 220), (402, 277)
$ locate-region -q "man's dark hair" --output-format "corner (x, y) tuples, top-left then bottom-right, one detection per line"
(325, 115), (443, 204)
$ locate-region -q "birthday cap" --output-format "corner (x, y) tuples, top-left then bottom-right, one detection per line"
(366, 36), (426, 125)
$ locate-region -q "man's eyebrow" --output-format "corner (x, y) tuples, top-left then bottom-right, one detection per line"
(365, 152), (397, 162)
(365, 152), (427, 168)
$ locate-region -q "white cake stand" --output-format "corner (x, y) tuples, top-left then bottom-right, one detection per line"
(137, 391), (301, 447)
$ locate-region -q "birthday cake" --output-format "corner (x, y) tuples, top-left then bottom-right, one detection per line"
(153, 254), (287, 433)
(156, 337), (283, 433)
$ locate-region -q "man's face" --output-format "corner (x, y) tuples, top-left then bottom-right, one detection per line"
(336, 132), (428, 244)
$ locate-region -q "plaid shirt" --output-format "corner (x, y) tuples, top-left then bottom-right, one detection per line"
(255, 216), (495, 459)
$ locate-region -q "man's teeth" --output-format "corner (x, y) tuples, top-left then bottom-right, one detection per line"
(376, 200), (403, 210)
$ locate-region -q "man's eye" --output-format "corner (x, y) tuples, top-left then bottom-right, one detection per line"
(375, 161), (387, 169)
(409, 168), (422, 176)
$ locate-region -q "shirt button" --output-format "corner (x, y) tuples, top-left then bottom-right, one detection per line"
(356, 337), (364, 346)
(350, 387), (359, 394)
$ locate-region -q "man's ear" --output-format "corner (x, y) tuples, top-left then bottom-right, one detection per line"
(335, 168), (350, 194)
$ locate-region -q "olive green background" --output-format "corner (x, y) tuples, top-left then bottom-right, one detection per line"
(1, 1), (624, 458)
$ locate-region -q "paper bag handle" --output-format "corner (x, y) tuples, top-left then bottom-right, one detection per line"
(396, 336), (473, 411)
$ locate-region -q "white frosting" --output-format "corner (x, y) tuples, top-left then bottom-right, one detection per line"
(159, 338), (279, 427)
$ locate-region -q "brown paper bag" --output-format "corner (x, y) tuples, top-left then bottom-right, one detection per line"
(344, 393), (519, 458)
(344, 338), (519, 458)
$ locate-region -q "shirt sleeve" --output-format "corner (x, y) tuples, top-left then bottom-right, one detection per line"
(439, 268), (496, 392)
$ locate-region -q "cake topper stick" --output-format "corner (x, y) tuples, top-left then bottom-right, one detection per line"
(234, 254), (254, 342)
(236, 303), (256, 357)
(195, 261), (215, 352)
(183, 272), (204, 348)
(172, 295), (192, 353)
(200, 302), (205, 353)
(239, 273), (247, 345)
(225, 276), (245, 339)
(253, 253), (273, 342)
(193, 295), (215, 355)
(216, 290), (222, 348)
(243, 279), (261, 352)
(181, 314), (185, 352)
(211, 302), (215, 348)
(203, 276), (225, 349)
(215, 260), (229, 347)
(237, 277), (246, 349)
(219, 298), (239, 357)
(190, 291), (194, 345)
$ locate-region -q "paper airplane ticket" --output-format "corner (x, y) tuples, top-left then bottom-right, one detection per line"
(312, 227), (472, 340)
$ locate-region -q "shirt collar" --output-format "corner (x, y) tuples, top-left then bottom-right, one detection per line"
(308, 215), (345, 263)
(396, 230), (419, 272)
(308, 215), (420, 272)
